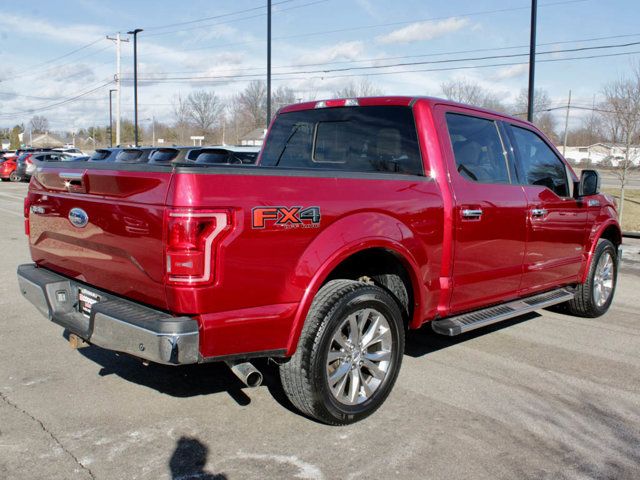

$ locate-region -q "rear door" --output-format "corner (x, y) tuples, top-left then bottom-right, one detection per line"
(27, 164), (173, 309)
(505, 124), (587, 293)
(438, 108), (528, 314)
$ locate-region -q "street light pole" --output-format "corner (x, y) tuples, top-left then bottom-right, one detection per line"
(266, 0), (272, 128)
(527, 0), (537, 122)
(127, 28), (143, 146)
(108, 89), (117, 147)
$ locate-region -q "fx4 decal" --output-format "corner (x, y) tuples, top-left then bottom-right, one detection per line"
(252, 206), (321, 229)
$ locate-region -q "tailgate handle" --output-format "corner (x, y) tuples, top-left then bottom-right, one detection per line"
(59, 171), (87, 192)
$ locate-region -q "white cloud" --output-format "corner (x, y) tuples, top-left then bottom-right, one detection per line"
(491, 64), (529, 80)
(377, 17), (470, 45)
(294, 41), (365, 65)
(0, 12), (105, 45)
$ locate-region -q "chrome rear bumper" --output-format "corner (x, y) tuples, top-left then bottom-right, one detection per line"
(17, 264), (199, 365)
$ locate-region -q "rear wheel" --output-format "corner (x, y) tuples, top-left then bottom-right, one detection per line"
(9, 171), (20, 182)
(566, 239), (617, 317)
(279, 279), (405, 425)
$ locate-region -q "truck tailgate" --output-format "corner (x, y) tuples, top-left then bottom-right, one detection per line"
(27, 164), (172, 310)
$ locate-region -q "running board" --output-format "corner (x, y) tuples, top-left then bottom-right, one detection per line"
(431, 287), (575, 336)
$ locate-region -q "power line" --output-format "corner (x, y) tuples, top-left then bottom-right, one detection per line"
(176, 0), (588, 53)
(126, 40), (640, 82)
(0, 81), (115, 119)
(143, 0), (328, 38)
(20, 37), (105, 70)
(142, 0), (297, 31)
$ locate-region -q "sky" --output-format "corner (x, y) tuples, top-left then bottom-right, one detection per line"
(0, 0), (639, 133)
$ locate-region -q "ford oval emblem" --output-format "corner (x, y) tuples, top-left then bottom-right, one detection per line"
(68, 208), (89, 228)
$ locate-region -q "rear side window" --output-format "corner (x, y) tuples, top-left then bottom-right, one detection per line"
(446, 113), (510, 184)
(90, 150), (111, 161)
(196, 150), (229, 164)
(116, 149), (143, 162)
(186, 149), (202, 161)
(150, 149), (178, 163)
(260, 106), (423, 175)
(510, 126), (569, 197)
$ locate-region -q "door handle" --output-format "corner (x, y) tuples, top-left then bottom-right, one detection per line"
(531, 208), (548, 217)
(461, 208), (483, 219)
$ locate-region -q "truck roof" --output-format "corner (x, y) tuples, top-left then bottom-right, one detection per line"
(278, 95), (533, 127)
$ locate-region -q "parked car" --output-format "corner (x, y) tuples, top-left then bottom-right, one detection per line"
(88, 148), (124, 162)
(15, 151), (74, 181)
(0, 154), (18, 182)
(114, 147), (156, 163)
(18, 96), (621, 425)
(53, 147), (85, 157)
(194, 146), (260, 165)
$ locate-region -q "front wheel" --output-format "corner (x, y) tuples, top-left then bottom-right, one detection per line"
(566, 239), (618, 317)
(279, 280), (405, 425)
(9, 171), (21, 182)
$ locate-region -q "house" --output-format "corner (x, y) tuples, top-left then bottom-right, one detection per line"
(240, 128), (266, 147)
(30, 132), (65, 149)
(560, 143), (640, 167)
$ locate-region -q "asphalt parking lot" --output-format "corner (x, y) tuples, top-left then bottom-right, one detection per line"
(0, 181), (639, 480)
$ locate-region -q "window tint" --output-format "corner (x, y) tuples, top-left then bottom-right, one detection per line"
(116, 149), (143, 163)
(150, 148), (179, 163)
(510, 126), (568, 197)
(260, 106), (423, 175)
(446, 113), (510, 184)
(90, 149), (111, 161)
(196, 150), (230, 164)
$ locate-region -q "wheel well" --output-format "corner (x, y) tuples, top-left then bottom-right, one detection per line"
(600, 225), (622, 248)
(324, 248), (415, 324)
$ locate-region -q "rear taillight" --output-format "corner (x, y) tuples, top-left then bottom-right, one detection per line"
(165, 210), (230, 284)
(23, 196), (31, 236)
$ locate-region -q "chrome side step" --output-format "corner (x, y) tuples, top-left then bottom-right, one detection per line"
(431, 287), (575, 336)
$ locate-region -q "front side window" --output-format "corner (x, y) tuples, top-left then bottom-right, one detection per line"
(510, 126), (568, 197)
(446, 113), (510, 184)
(260, 106), (423, 175)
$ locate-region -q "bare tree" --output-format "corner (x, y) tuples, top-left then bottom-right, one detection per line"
(568, 112), (606, 146)
(236, 80), (267, 130)
(29, 115), (49, 134)
(172, 94), (192, 144)
(333, 79), (381, 98)
(271, 86), (297, 115)
(440, 79), (506, 112)
(600, 65), (640, 224)
(512, 88), (558, 140)
(187, 90), (224, 135)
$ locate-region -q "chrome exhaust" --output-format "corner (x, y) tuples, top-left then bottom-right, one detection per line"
(226, 361), (263, 388)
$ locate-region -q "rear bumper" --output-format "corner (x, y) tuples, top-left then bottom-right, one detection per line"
(17, 264), (200, 365)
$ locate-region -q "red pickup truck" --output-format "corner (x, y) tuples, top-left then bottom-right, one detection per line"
(18, 96), (621, 424)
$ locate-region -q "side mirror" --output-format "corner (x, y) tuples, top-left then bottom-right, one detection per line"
(577, 169), (600, 197)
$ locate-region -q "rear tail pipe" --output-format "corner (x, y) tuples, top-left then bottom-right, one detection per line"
(226, 361), (263, 388)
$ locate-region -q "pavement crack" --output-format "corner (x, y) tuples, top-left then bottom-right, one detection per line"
(0, 390), (96, 479)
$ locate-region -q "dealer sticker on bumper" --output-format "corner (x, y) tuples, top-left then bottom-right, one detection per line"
(78, 288), (100, 317)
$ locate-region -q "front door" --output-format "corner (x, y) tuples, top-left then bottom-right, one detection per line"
(506, 124), (587, 294)
(441, 110), (528, 314)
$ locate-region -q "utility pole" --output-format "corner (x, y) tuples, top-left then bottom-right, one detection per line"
(266, 0), (272, 128)
(107, 33), (129, 146)
(562, 89), (572, 157)
(527, 0), (537, 122)
(127, 28), (143, 146)
(109, 89), (117, 147)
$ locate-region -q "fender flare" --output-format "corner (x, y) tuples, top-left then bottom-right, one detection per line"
(284, 212), (428, 355)
(579, 218), (622, 283)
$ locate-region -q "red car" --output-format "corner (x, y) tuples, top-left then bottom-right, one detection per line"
(18, 96), (621, 424)
(0, 154), (18, 181)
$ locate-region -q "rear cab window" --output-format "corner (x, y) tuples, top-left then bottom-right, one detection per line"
(260, 106), (424, 175)
(90, 150), (112, 161)
(150, 149), (179, 163)
(116, 149), (144, 163)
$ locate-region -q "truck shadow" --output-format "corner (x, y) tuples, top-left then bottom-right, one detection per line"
(72, 311), (541, 414)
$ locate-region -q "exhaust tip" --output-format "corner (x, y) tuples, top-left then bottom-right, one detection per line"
(226, 361), (263, 388)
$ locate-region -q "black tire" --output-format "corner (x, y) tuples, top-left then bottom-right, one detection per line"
(566, 239), (617, 318)
(9, 171), (20, 182)
(279, 279), (405, 425)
